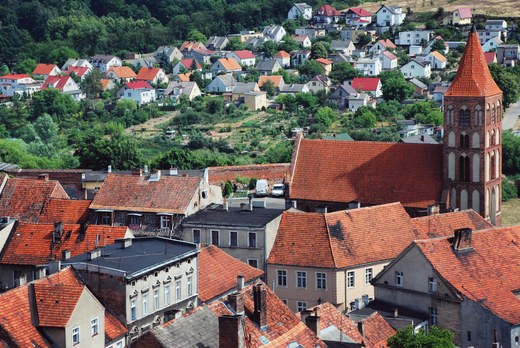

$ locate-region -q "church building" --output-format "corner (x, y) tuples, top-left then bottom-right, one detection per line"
(287, 26), (503, 225)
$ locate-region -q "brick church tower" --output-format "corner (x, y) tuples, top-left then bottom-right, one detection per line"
(443, 25), (503, 225)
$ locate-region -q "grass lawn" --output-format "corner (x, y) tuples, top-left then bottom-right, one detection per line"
(501, 198), (520, 226)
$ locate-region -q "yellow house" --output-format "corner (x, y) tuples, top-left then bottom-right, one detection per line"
(442, 8), (472, 26)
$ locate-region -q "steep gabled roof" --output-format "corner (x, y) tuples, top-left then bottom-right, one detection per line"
(352, 77), (380, 91)
(378, 39), (396, 49)
(429, 50), (447, 62)
(66, 66), (90, 77)
(217, 57), (241, 71)
(0, 177), (69, 222)
(124, 81), (152, 90)
(446, 25), (501, 97)
(232, 50), (255, 59)
(411, 209), (493, 238)
(317, 4), (341, 17)
(90, 173), (202, 213)
(456, 7), (473, 19)
(273, 50), (291, 59)
(258, 75), (284, 88)
(316, 58), (333, 65)
(33, 63), (58, 76)
(347, 7), (372, 17)
(136, 67), (161, 81)
(38, 199), (91, 224)
(383, 50), (398, 60)
(198, 245), (264, 302)
(109, 66), (137, 79)
(484, 51), (497, 64)
(180, 58), (202, 70)
(41, 75), (75, 91)
(289, 138), (443, 208)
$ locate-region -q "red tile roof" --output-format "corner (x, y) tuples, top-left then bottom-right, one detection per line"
(445, 26), (501, 97)
(198, 245), (263, 302)
(136, 67), (161, 81)
(430, 50), (447, 62)
(41, 75), (73, 91)
(362, 311), (396, 347)
(125, 81), (152, 90)
(0, 177), (69, 222)
(109, 66), (137, 79)
(209, 281), (326, 347)
(66, 66), (90, 77)
(411, 210), (492, 238)
(484, 51), (497, 64)
(34, 282), (84, 327)
(105, 310), (128, 341)
(347, 7), (372, 17)
(180, 59), (202, 70)
(288, 137), (443, 208)
(258, 75), (284, 88)
(316, 58), (333, 65)
(90, 173), (202, 213)
(415, 226), (520, 324)
(378, 39), (396, 49)
(176, 73), (191, 82)
(352, 77), (381, 91)
(0, 223), (128, 266)
(33, 63), (57, 76)
(38, 199), (91, 224)
(268, 203), (427, 268)
(180, 41), (206, 51)
(383, 50), (398, 60)
(317, 4), (341, 17)
(208, 163), (289, 185)
(273, 50), (291, 59)
(218, 57), (242, 71)
(0, 74), (31, 80)
(233, 50), (255, 59)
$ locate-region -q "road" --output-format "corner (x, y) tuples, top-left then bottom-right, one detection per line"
(503, 101), (520, 130)
(228, 197), (286, 210)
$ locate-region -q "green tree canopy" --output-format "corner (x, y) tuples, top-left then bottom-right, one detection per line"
(186, 29), (207, 43)
(388, 325), (455, 348)
(298, 60), (325, 77)
(380, 70), (415, 102)
(329, 62), (359, 83)
(315, 106), (336, 127)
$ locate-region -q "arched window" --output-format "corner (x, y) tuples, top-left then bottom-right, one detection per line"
(459, 106), (470, 127)
(460, 133), (469, 149)
(446, 105), (454, 125)
(496, 150), (500, 179)
(495, 129), (500, 145)
(472, 154), (480, 182)
(451, 188), (457, 209)
(448, 131), (456, 147)
(491, 106), (496, 124)
(472, 132), (480, 148)
(486, 104), (491, 126)
(490, 152), (496, 179)
(474, 105), (482, 126)
(496, 101), (501, 121)
(448, 152), (455, 180)
(486, 131), (490, 147)
(459, 155), (470, 182)
(491, 129), (496, 146)
(472, 190), (480, 214)
(460, 190), (468, 210)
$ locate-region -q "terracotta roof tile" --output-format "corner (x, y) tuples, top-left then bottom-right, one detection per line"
(105, 310), (128, 341)
(208, 163), (289, 185)
(0, 223), (128, 266)
(0, 74), (31, 80)
(233, 50), (255, 59)
(125, 81), (152, 89)
(316, 58), (333, 65)
(347, 7), (372, 17)
(352, 77), (380, 91)
(33, 63), (57, 75)
(258, 75), (284, 88)
(412, 209), (492, 238)
(317, 4), (341, 17)
(198, 245), (263, 302)
(180, 59), (202, 70)
(289, 138), (443, 208)
(445, 26), (501, 97)
(378, 39), (396, 49)
(430, 50), (447, 62)
(177, 73), (191, 82)
(41, 75), (74, 91)
(0, 177), (69, 222)
(218, 57), (242, 71)
(457, 7), (472, 19)
(415, 226), (520, 324)
(100, 79), (111, 90)
(66, 66), (90, 77)
(38, 199), (91, 224)
(273, 50), (291, 59)
(136, 67), (161, 81)
(90, 173), (202, 213)
(361, 311), (396, 347)
(109, 66), (137, 79)
(484, 52), (496, 64)
(34, 283), (84, 327)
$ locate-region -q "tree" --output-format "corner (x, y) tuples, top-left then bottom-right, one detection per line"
(81, 69), (104, 99)
(388, 325), (454, 348)
(311, 42), (329, 59)
(226, 37), (246, 51)
(260, 80), (277, 97)
(489, 63), (520, 107)
(315, 106), (336, 127)
(259, 41), (277, 58)
(353, 108), (377, 128)
(186, 29), (207, 43)
(431, 39), (446, 52)
(502, 130), (520, 175)
(380, 71), (414, 102)
(15, 58), (37, 74)
(278, 35), (300, 53)
(357, 33), (372, 48)
(502, 178), (518, 201)
(329, 62), (359, 83)
(223, 180), (233, 197)
(298, 60), (324, 77)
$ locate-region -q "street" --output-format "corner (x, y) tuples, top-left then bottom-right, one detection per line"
(503, 101), (520, 130)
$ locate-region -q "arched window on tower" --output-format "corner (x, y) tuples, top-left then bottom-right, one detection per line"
(460, 133), (469, 149)
(490, 152), (496, 179)
(491, 106), (496, 124)
(486, 104), (491, 126)
(459, 155), (470, 182)
(496, 101), (501, 121)
(474, 105), (482, 126)
(491, 129), (496, 146)
(459, 107), (470, 127)
(447, 105), (454, 125)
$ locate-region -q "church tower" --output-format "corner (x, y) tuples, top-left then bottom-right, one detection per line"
(443, 25), (503, 225)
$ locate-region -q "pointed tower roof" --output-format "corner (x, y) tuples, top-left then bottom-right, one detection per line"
(445, 25), (501, 97)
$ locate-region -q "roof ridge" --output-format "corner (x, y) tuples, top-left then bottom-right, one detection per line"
(323, 213), (339, 268)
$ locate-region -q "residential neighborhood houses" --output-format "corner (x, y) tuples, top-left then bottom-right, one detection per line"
(2, 1), (520, 346)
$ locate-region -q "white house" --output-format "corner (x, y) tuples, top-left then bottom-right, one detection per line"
(354, 57), (382, 76)
(348, 92), (371, 111)
(331, 40), (356, 56)
(172, 59), (203, 75)
(90, 54), (122, 73)
(226, 50), (256, 66)
(400, 58), (431, 78)
(369, 39), (396, 54)
(397, 30), (434, 46)
(273, 51), (291, 68)
(41, 75), (85, 101)
(164, 81), (202, 102)
(206, 74), (237, 93)
(351, 77), (382, 98)
(295, 27), (326, 40)
(314, 5), (342, 24)
(379, 51), (398, 70)
(32, 64), (61, 80)
(288, 3), (312, 20)
(375, 5), (406, 27)
(117, 81), (156, 105)
(292, 35), (312, 48)
(344, 7), (372, 27)
(262, 25), (286, 43)
(210, 57), (242, 77)
(485, 19), (507, 31)
(0, 74), (42, 97)
(424, 51), (447, 70)
(482, 36), (503, 52)
(306, 75), (332, 94)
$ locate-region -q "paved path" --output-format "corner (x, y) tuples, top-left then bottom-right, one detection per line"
(503, 102), (520, 130)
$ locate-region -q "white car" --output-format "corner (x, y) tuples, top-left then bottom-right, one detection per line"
(271, 183), (285, 197)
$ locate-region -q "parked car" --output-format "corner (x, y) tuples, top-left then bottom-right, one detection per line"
(271, 183), (285, 197)
(255, 179), (268, 197)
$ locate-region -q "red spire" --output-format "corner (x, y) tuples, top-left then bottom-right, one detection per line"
(445, 25), (502, 97)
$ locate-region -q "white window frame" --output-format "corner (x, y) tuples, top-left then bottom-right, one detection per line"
(395, 271), (404, 287)
(72, 326), (80, 345)
(187, 276), (193, 296)
(175, 280), (182, 302)
(248, 232), (257, 248)
(428, 277), (437, 292)
(430, 307), (438, 326)
(365, 268), (373, 284)
(211, 230), (220, 246)
(192, 229), (201, 243)
(160, 215), (172, 229)
(316, 272), (327, 290)
(130, 298), (137, 321)
(164, 285), (171, 306)
(296, 271), (307, 289)
(90, 317), (99, 336)
(153, 288), (160, 310)
(247, 259), (259, 268)
(142, 292), (148, 316)
(297, 301), (307, 312)
(277, 270), (287, 287)
(347, 271), (355, 288)
(229, 231), (238, 247)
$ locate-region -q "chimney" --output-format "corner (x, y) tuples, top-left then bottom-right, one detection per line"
(107, 165), (112, 173)
(117, 238), (132, 249)
(420, 135), (424, 142)
(170, 167), (178, 176)
(219, 315), (245, 348)
(305, 309), (320, 337)
(228, 293), (244, 315)
(453, 228), (472, 252)
(37, 173), (49, 181)
(88, 249), (101, 260)
(237, 274), (244, 291)
(357, 321), (364, 338)
(393, 307), (399, 318)
(62, 250), (71, 260)
(53, 222), (64, 241)
(48, 260), (61, 274)
(144, 165), (149, 174)
(248, 196), (253, 211)
(223, 199), (229, 211)
(252, 283), (267, 328)
(132, 168), (142, 176)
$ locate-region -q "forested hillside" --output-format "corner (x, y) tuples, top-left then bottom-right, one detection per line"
(0, 0), (335, 68)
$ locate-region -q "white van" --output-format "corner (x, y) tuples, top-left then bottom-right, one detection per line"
(255, 179), (268, 197)
(271, 183), (285, 197)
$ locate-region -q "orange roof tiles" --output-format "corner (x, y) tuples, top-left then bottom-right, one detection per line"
(109, 66), (137, 79)
(33, 63), (57, 76)
(198, 245), (263, 302)
(268, 203), (426, 268)
(445, 25), (502, 97)
(233, 50), (255, 59)
(100, 79), (111, 90)
(0, 223), (128, 266)
(208, 163), (289, 185)
(34, 283), (84, 327)
(0, 177), (69, 222)
(218, 57), (242, 71)
(412, 209), (492, 238)
(415, 226), (520, 324)
(90, 173), (202, 213)
(136, 67), (161, 81)
(38, 199), (91, 224)
(105, 311), (128, 341)
(273, 50), (291, 59)
(362, 311), (396, 347)
(316, 58), (333, 65)
(378, 39), (396, 49)
(258, 75), (284, 88)
(289, 138), (443, 208)
(180, 58), (202, 70)
(430, 50), (447, 62)
(177, 73), (191, 82)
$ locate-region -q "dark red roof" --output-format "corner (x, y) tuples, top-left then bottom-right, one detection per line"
(347, 7), (372, 17)
(125, 81), (152, 90)
(289, 137), (443, 208)
(484, 52), (496, 64)
(136, 67), (161, 81)
(66, 66), (90, 77)
(445, 26), (501, 97)
(352, 77), (381, 91)
(41, 75), (73, 91)
(0, 74), (31, 80)
(180, 59), (202, 70)
(317, 4), (341, 17)
(233, 50), (255, 59)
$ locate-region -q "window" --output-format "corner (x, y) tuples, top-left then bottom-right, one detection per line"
(116, 342), (123, 348)
(131, 299), (137, 320)
(277, 270), (287, 287)
(100, 213), (111, 225)
(347, 271), (355, 288)
(211, 230), (219, 245)
(142, 293), (148, 316)
(460, 133), (469, 148)
(248, 233), (257, 248)
(187, 276), (193, 296)
(230, 231), (238, 247)
(316, 273), (326, 290)
(365, 268), (373, 284)
(428, 277), (437, 292)
(160, 215), (172, 229)
(176, 280), (181, 301)
(128, 215), (141, 226)
(248, 259), (258, 268)
(395, 271), (403, 286)
(297, 271), (307, 288)
(281, 299), (288, 305)
(467, 331), (472, 342)
(297, 301), (307, 312)
(193, 229), (201, 243)
(164, 285), (171, 306)
(72, 327), (80, 345)
(460, 108), (470, 127)
(91, 318), (99, 336)
(459, 155), (470, 182)
(153, 289), (160, 310)
(430, 307), (438, 326)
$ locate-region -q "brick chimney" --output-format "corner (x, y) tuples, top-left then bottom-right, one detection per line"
(452, 228), (472, 252)
(219, 315), (245, 348)
(227, 275), (245, 315)
(37, 173), (49, 181)
(305, 308), (320, 338)
(252, 283), (267, 329)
